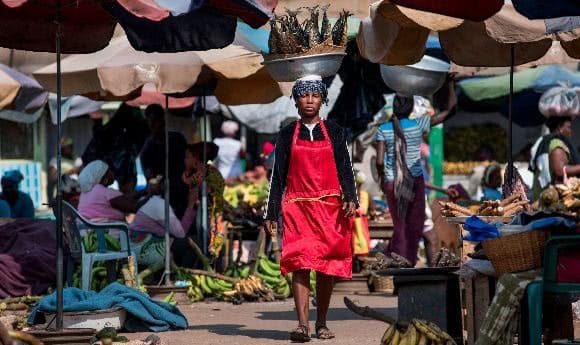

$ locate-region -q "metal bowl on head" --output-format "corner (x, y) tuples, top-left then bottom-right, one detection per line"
(262, 52), (346, 82)
(380, 55), (450, 97)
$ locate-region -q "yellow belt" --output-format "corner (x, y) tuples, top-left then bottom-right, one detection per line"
(286, 193), (341, 205)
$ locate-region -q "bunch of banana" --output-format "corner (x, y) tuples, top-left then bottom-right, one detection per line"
(180, 272), (235, 302)
(381, 319), (456, 345)
(161, 292), (177, 306)
(70, 263), (109, 291)
(224, 264), (251, 279)
(228, 275), (275, 302)
(256, 255), (291, 298)
(82, 230), (121, 253)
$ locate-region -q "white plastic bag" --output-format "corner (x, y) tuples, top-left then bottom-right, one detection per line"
(539, 84), (580, 117)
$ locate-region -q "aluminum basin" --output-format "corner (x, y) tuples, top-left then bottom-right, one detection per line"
(381, 55), (450, 97)
(262, 52), (346, 82)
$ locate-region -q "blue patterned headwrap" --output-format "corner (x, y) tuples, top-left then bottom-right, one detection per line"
(291, 75), (329, 105)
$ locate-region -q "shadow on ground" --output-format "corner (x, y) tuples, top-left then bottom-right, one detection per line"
(256, 307), (398, 322)
(188, 324), (288, 341)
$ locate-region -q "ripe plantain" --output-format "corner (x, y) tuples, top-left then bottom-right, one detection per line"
(413, 319), (442, 343)
(381, 324), (396, 345)
(400, 324), (418, 345)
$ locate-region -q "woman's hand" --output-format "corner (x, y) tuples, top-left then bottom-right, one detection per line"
(446, 188), (460, 201)
(264, 220), (277, 237)
(342, 201), (356, 218)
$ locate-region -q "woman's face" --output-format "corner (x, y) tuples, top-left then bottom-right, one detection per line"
(559, 120), (573, 138)
(488, 169), (502, 188)
(296, 92), (322, 118)
(101, 169), (115, 187)
(184, 150), (202, 171)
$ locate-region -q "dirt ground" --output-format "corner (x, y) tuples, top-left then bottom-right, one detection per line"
(123, 293), (397, 345)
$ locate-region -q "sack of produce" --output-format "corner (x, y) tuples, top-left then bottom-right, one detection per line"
(539, 84), (580, 117)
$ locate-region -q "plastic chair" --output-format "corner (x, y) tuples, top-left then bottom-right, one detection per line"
(523, 234), (580, 345)
(57, 201), (138, 291)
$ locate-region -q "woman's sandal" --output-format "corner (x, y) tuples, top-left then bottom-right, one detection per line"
(289, 324), (310, 343)
(315, 323), (335, 340)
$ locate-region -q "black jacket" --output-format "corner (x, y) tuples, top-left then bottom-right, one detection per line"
(265, 120), (358, 221)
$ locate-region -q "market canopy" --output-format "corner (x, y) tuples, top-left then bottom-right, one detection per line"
(0, 0), (277, 53)
(357, 0), (580, 67)
(458, 65), (580, 126)
(0, 63), (47, 122)
(33, 32), (283, 105)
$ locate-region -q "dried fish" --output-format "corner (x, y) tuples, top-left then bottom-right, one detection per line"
(319, 4), (331, 43)
(268, 15), (282, 54)
(307, 19), (319, 49)
(308, 5), (320, 43)
(285, 7), (302, 35)
(267, 5), (348, 56)
(277, 16), (293, 54)
(332, 10), (352, 46)
(301, 18), (313, 49)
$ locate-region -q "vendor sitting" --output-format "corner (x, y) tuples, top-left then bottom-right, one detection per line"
(0, 170), (34, 218)
(78, 160), (146, 223)
(480, 164), (503, 201)
(129, 178), (194, 266)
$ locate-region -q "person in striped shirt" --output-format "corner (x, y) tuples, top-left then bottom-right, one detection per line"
(375, 78), (457, 265)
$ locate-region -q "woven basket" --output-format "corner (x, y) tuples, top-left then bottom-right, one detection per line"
(372, 275), (394, 294)
(482, 230), (549, 276)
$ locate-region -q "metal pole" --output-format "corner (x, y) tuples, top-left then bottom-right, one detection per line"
(55, 0), (64, 331)
(201, 94), (209, 256)
(507, 45), (515, 186)
(163, 96), (171, 286)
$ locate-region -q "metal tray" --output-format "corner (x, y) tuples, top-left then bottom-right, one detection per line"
(375, 266), (460, 276)
(262, 52), (346, 82)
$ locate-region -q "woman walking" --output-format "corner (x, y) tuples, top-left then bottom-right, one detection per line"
(264, 75), (357, 342)
(376, 78), (456, 266)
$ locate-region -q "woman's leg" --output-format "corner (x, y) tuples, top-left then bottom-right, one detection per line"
(315, 271), (335, 339)
(383, 182), (407, 257)
(290, 269), (311, 341)
(292, 269), (311, 326)
(404, 178), (426, 266)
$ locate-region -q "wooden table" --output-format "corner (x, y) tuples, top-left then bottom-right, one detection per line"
(445, 216), (514, 224)
(368, 219), (394, 240)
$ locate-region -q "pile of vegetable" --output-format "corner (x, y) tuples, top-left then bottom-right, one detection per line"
(267, 5), (351, 56)
(439, 192), (528, 218)
(540, 177), (580, 216)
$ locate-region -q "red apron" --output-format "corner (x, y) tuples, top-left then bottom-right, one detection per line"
(281, 120), (352, 278)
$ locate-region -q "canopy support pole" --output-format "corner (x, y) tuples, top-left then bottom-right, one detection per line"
(201, 93), (209, 257)
(55, 0), (64, 331)
(507, 45), (515, 187)
(163, 95), (172, 286)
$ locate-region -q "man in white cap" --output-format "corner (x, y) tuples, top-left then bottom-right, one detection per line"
(214, 120), (243, 179)
(264, 75), (357, 342)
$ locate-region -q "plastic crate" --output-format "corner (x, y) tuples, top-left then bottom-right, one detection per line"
(0, 160), (43, 209)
